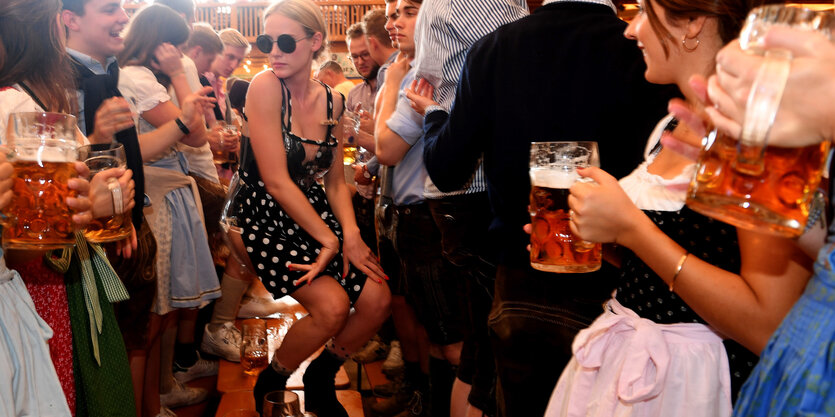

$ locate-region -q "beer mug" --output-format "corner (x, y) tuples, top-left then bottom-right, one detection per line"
(688, 5), (834, 237)
(529, 141), (602, 273)
(263, 390), (303, 417)
(213, 121), (239, 165)
(2, 112), (79, 249)
(241, 319), (269, 376)
(79, 143), (132, 243)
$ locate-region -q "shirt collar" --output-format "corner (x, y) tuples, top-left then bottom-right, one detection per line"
(541, 0), (616, 14)
(67, 48), (117, 75)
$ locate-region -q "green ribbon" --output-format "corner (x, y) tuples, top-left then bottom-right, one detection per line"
(45, 231), (130, 366)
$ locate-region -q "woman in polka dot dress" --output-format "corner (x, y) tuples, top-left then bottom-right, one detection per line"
(544, 1), (813, 416)
(241, 1), (390, 416)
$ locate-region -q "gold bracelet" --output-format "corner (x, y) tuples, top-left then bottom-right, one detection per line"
(669, 252), (689, 292)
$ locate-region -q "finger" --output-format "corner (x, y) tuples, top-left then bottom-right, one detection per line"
(343, 252), (350, 278)
(706, 75), (745, 125)
(288, 263), (313, 271)
(714, 40), (748, 80)
(763, 26), (827, 58)
(363, 261), (386, 283)
(659, 131), (702, 161)
(66, 195), (92, 212)
(67, 177), (90, 194)
(0, 189), (13, 211)
(73, 211), (93, 227)
(522, 223), (532, 235)
(575, 166), (613, 186)
(704, 106), (743, 140)
(74, 161), (91, 179)
(668, 98), (707, 139)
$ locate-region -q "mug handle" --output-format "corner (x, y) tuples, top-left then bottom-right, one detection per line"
(108, 177), (124, 217)
(735, 48), (793, 175)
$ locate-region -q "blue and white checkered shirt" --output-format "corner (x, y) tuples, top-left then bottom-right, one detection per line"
(414, 0), (529, 198)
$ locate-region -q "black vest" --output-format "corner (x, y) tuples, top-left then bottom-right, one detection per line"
(71, 58), (145, 228)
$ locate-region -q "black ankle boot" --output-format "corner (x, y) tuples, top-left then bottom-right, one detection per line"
(254, 365), (290, 414)
(303, 350), (348, 417)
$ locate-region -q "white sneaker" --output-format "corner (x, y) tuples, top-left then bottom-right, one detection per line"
(201, 322), (242, 362)
(174, 352), (219, 383)
(352, 336), (389, 364)
(156, 406), (177, 417)
(236, 295), (284, 318)
(160, 378), (208, 408)
(382, 340), (405, 377)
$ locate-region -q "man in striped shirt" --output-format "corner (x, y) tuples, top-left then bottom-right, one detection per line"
(411, 2), (529, 416)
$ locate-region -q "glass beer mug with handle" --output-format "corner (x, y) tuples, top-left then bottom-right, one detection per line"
(2, 112), (80, 249)
(79, 142), (132, 243)
(240, 319), (269, 377)
(529, 141), (602, 273)
(263, 390), (303, 417)
(687, 5), (835, 237)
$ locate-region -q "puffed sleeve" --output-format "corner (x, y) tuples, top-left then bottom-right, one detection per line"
(118, 65), (171, 113)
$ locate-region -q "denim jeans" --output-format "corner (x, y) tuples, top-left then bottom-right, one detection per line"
(489, 264), (615, 417)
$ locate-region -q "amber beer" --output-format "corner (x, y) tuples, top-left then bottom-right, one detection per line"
(687, 132), (829, 237)
(4, 143), (78, 249)
(83, 154), (132, 243)
(241, 349), (269, 375)
(529, 171), (602, 273)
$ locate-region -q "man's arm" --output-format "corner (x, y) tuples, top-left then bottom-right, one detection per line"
(422, 52), (487, 192)
(375, 57), (416, 165)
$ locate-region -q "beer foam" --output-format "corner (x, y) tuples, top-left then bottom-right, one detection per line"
(530, 168), (578, 189)
(14, 140), (76, 163)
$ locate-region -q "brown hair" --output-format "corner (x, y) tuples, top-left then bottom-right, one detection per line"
(188, 23), (224, 55)
(362, 9), (389, 46)
(645, 0), (783, 55)
(118, 4), (190, 88)
(346, 22), (364, 43)
(264, 0), (328, 60)
(0, 0), (74, 113)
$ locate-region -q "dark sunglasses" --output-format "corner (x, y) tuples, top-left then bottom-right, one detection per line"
(256, 34), (311, 54)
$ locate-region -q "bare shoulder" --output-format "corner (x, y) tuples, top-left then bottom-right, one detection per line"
(248, 70), (282, 106)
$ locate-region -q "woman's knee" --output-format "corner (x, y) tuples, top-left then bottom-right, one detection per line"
(357, 280), (392, 321)
(309, 294), (351, 334)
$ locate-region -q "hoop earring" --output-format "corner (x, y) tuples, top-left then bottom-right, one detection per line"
(682, 36), (700, 52)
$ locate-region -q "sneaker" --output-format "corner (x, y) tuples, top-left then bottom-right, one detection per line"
(381, 341), (404, 378)
(352, 336), (389, 364)
(160, 378), (208, 408)
(237, 295), (284, 318)
(174, 352), (219, 383)
(201, 322), (242, 362)
(156, 406), (176, 417)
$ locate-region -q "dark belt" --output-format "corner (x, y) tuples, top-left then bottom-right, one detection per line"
(393, 201), (427, 216)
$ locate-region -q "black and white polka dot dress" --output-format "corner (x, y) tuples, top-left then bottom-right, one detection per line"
(237, 77), (365, 304)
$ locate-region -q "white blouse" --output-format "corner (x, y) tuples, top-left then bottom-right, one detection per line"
(618, 114), (696, 212)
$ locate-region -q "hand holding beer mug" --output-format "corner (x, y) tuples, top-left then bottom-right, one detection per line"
(688, 5), (834, 237)
(2, 112), (81, 249)
(213, 121), (240, 165)
(529, 141), (602, 273)
(79, 143), (133, 243)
